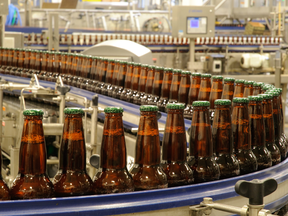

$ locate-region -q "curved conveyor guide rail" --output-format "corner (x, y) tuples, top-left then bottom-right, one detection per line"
(1, 74), (288, 215)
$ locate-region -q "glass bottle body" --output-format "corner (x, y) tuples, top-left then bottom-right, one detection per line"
(133, 65), (149, 105)
(184, 75), (201, 119)
(198, 77), (211, 101)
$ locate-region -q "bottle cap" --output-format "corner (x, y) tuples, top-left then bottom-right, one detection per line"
(201, 73), (212, 78)
(114, 59), (120, 63)
(276, 88), (282, 93)
(60, 52), (67, 55)
(140, 105), (158, 112)
(166, 103), (185, 109)
(253, 82), (262, 87)
(233, 97), (249, 103)
(258, 94), (273, 100)
(248, 95), (263, 101)
(266, 90), (279, 97)
(98, 57), (103, 60)
(172, 69), (182, 74)
(54, 51), (61, 55)
(155, 66), (164, 70)
(127, 62), (134, 65)
(92, 56), (99, 59)
(34, 50), (40, 53)
(141, 64), (148, 67)
(134, 62), (142, 66)
(66, 53), (73, 56)
(224, 77), (235, 82)
(64, 107), (84, 115)
(104, 107), (124, 113)
(235, 79), (245, 84)
(147, 65), (155, 69)
(214, 99), (231, 106)
(181, 71), (191, 75)
(212, 75), (223, 80)
(262, 84), (275, 90)
(164, 68), (173, 72)
(244, 80), (255, 85)
(107, 58), (115, 62)
(23, 109), (44, 116)
(192, 101), (210, 107)
(121, 61), (128, 65)
(102, 57), (109, 61)
(192, 72), (202, 77)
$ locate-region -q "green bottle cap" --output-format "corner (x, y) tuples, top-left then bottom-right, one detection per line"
(23, 109), (44, 116)
(248, 95), (263, 101)
(235, 79), (245, 84)
(140, 105), (158, 112)
(155, 66), (164, 70)
(141, 64), (148, 68)
(181, 71), (191, 75)
(244, 80), (255, 85)
(66, 53), (73, 56)
(104, 107), (124, 113)
(214, 99), (231, 106)
(201, 73), (212, 78)
(107, 58), (115, 62)
(64, 107), (84, 115)
(60, 52), (67, 55)
(127, 62), (134, 66)
(166, 103), (185, 109)
(192, 72), (202, 77)
(253, 82), (262, 87)
(172, 69), (182, 74)
(258, 94), (273, 100)
(267, 90), (279, 97)
(164, 68), (173, 72)
(134, 62), (142, 66)
(212, 75), (223, 80)
(192, 101), (210, 107)
(122, 61), (128, 65)
(233, 97), (249, 103)
(224, 77), (235, 82)
(114, 59), (120, 63)
(276, 88), (282, 93)
(262, 84), (275, 90)
(102, 57), (109, 61)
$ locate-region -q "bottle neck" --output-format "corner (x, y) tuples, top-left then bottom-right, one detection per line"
(111, 63), (120, 85)
(212, 105), (233, 154)
(243, 85), (254, 97)
(145, 69), (155, 94)
(131, 66), (141, 90)
(209, 79), (223, 109)
(262, 99), (275, 144)
(124, 65), (134, 88)
(233, 83), (244, 97)
(190, 106), (213, 157)
(252, 86), (261, 95)
(169, 73), (181, 100)
(138, 67), (149, 92)
(198, 78), (211, 101)
(178, 74), (191, 104)
(152, 69), (164, 96)
(20, 115), (47, 175)
(188, 77), (201, 104)
(160, 71), (172, 98)
(116, 64), (127, 87)
(248, 100), (265, 147)
(222, 81), (234, 100)
(105, 62), (115, 84)
(272, 96), (281, 139)
(101, 113), (126, 169)
(60, 114), (86, 171)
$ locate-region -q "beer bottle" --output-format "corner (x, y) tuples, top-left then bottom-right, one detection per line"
(10, 109), (54, 199)
(157, 68), (173, 111)
(233, 79), (245, 98)
(140, 65), (156, 105)
(44, 51), (55, 82)
(212, 99), (240, 179)
(0, 48), (8, 74)
(22, 49), (31, 76)
(3, 48), (13, 75)
(38, 51), (49, 80)
(120, 62), (134, 100)
(130, 105), (168, 190)
(25, 50), (36, 78)
(10, 48), (19, 76)
(93, 107), (134, 194)
(30, 50), (41, 78)
(95, 57), (111, 93)
(221, 77), (235, 100)
(178, 71), (191, 105)
(133, 64), (149, 105)
(266, 90), (287, 160)
(62, 53), (73, 85)
(107, 59), (120, 97)
(259, 94), (281, 165)
(167, 69), (181, 104)
(127, 63), (142, 102)
(101, 59), (115, 96)
(50, 52), (61, 83)
(261, 83), (273, 94)
(72, 54), (84, 87)
(0, 132), (10, 200)
(189, 101), (220, 183)
(184, 72), (201, 119)
(253, 82), (262, 95)
(112, 61), (128, 99)
(162, 103), (193, 186)
(87, 56), (98, 92)
(209, 75), (223, 124)
(0, 47), (3, 67)
(198, 74), (212, 101)
(243, 80), (255, 97)
(232, 97), (258, 174)
(95, 57), (108, 93)
(147, 66), (164, 105)
(93, 57), (103, 84)
(53, 108), (93, 197)
(248, 95), (272, 170)
(80, 55), (92, 90)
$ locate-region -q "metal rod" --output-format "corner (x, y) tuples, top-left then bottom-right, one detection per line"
(215, 0), (226, 10)
(201, 203), (243, 215)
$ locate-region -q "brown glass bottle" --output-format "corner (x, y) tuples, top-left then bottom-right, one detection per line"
(147, 66), (164, 105)
(100, 59), (116, 95)
(157, 68), (173, 111)
(119, 62), (134, 100)
(62, 53), (73, 84)
(72, 54), (84, 87)
(25, 50), (36, 78)
(112, 61), (128, 99)
(167, 69), (182, 104)
(140, 65), (156, 105)
(184, 72), (201, 119)
(248, 95), (272, 170)
(212, 99), (240, 179)
(9, 48), (19, 76)
(106, 59), (120, 97)
(188, 101), (220, 183)
(50, 52), (61, 83)
(53, 108), (93, 197)
(80, 55), (92, 90)
(10, 109), (54, 199)
(44, 51), (55, 82)
(178, 71), (191, 105)
(0, 48), (8, 74)
(198, 74), (212, 101)
(0, 47), (3, 67)
(232, 97), (258, 175)
(93, 107), (134, 194)
(94, 57), (109, 92)
(0, 140), (10, 200)
(233, 79), (245, 98)
(266, 90), (287, 161)
(130, 105), (168, 190)
(243, 80), (255, 97)
(126, 63), (142, 102)
(209, 75), (223, 124)
(87, 56), (98, 91)
(252, 82), (262, 95)
(162, 103), (193, 186)
(38, 51), (49, 80)
(22, 49), (31, 76)
(3, 48), (13, 75)
(133, 64), (149, 104)
(259, 94), (281, 165)
(221, 77), (235, 100)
